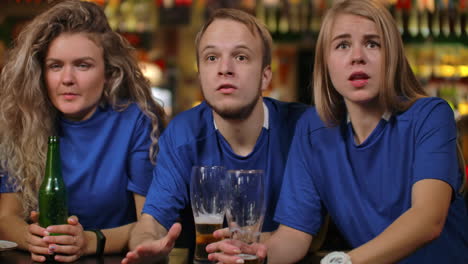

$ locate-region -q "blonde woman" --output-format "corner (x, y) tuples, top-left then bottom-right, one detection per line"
(208, 0), (468, 263)
(0, 0), (165, 262)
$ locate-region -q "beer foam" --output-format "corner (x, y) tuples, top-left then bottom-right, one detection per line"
(194, 214), (224, 224)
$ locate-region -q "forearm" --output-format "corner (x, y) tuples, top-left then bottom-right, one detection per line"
(0, 215), (30, 250)
(265, 225), (312, 264)
(83, 222), (135, 255)
(128, 213), (167, 251)
(349, 208), (443, 264)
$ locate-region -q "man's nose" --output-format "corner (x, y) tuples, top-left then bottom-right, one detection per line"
(218, 58), (234, 77)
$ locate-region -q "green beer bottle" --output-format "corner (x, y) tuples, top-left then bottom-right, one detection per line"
(38, 136), (68, 234)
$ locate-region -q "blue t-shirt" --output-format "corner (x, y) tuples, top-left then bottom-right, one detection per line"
(1, 103), (155, 230)
(143, 97), (308, 233)
(275, 97), (468, 263)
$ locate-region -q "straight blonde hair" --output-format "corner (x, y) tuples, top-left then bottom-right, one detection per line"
(313, 0), (426, 126)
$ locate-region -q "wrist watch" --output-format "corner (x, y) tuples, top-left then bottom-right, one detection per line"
(320, 251), (352, 264)
(89, 229), (106, 256)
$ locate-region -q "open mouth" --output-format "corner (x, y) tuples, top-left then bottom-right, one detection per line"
(348, 72), (370, 88)
(348, 72), (370, 81)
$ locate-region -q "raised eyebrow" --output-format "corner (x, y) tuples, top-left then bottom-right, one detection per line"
(233, 45), (253, 53)
(200, 45), (216, 54)
(364, 34), (380, 40)
(331, 33), (350, 43)
(200, 44), (253, 54)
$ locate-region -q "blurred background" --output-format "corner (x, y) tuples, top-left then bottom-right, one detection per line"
(0, 0), (467, 120)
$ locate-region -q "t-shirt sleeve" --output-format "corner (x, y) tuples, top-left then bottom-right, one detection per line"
(274, 116), (324, 236)
(142, 129), (191, 230)
(413, 99), (460, 191)
(127, 111), (156, 196)
(0, 171), (17, 193)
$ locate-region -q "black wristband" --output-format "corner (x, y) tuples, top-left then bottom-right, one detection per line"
(89, 229), (106, 256)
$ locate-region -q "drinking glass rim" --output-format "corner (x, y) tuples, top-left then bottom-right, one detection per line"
(192, 165), (225, 169)
(226, 169), (264, 174)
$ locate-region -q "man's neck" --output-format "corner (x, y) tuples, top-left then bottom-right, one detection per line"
(214, 98), (265, 157)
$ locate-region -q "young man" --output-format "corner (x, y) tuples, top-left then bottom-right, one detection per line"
(121, 8), (309, 264)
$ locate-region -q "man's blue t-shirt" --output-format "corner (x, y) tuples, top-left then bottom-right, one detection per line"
(275, 97), (468, 263)
(1, 103), (155, 230)
(143, 97), (308, 234)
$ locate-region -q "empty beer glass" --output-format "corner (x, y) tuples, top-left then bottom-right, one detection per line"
(226, 170), (265, 264)
(190, 166), (226, 263)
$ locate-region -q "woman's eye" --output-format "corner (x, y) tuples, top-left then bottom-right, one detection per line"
(77, 63), (91, 69)
(366, 41), (381, 49)
(336, 42), (349, 49)
(207, 56), (216, 62)
(47, 64), (61, 70)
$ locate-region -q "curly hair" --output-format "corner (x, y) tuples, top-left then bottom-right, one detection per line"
(0, 0), (165, 217)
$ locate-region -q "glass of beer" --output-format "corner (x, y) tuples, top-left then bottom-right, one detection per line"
(190, 166), (226, 263)
(226, 170), (265, 264)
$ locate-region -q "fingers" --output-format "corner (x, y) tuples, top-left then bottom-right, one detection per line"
(30, 211), (39, 223)
(208, 251), (244, 264)
(120, 223), (182, 264)
(165, 223), (182, 246)
(42, 220), (85, 259)
(206, 241), (267, 264)
(67, 215), (79, 225)
(206, 239), (242, 254)
(27, 223), (49, 256)
(45, 220), (83, 236)
(121, 251), (140, 264)
(213, 227), (230, 239)
(53, 253), (81, 263)
(28, 222), (47, 238)
(31, 252), (47, 262)
(242, 243), (267, 259)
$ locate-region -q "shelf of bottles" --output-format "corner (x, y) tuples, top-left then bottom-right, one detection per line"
(99, 0), (467, 112)
(392, 0), (468, 117)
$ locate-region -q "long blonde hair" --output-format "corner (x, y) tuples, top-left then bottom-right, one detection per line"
(0, 0), (165, 217)
(313, 0), (426, 126)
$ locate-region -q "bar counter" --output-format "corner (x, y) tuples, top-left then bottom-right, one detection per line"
(0, 248), (324, 263)
(0, 249), (124, 264)
(0, 248), (190, 264)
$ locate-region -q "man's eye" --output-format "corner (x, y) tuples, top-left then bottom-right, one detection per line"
(207, 56), (216, 61)
(236, 55), (247, 61)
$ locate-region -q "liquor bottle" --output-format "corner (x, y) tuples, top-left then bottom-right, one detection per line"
(38, 136), (68, 234)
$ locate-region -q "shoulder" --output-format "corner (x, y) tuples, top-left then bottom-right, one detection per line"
(263, 97), (309, 116)
(398, 97), (454, 124)
(295, 107), (328, 136)
(161, 102), (215, 146)
(263, 97), (311, 126)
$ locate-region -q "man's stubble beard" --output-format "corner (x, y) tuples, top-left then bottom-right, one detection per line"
(204, 87), (262, 121)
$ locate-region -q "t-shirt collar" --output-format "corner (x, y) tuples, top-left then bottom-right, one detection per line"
(346, 111), (391, 124)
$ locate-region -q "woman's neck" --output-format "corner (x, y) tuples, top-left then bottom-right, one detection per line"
(346, 101), (386, 145)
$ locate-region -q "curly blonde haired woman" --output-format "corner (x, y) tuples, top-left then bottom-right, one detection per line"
(0, 0), (165, 262)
